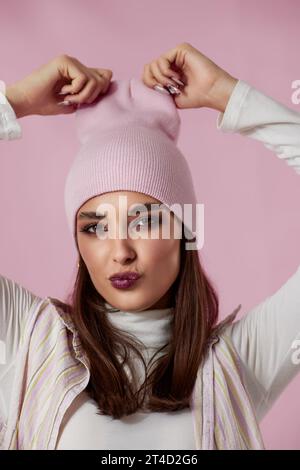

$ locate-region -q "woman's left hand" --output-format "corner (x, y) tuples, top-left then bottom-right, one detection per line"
(141, 42), (239, 113)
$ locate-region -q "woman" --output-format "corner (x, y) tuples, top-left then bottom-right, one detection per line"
(0, 43), (299, 450)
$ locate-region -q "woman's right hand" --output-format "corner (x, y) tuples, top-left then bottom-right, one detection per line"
(141, 42), (238, 113)
(5, 54), (113, 118)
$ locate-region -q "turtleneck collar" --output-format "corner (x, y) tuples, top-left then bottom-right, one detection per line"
(104, 301), (174, 350)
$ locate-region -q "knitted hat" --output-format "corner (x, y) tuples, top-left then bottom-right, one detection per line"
(64, 77), (198, 248)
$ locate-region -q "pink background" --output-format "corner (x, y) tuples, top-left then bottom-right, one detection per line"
(1, 0), (300, 449)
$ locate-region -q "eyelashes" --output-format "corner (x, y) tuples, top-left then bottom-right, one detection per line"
(79, 214), (162, 235)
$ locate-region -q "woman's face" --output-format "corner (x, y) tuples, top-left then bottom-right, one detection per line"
(76, 191), (181, 312)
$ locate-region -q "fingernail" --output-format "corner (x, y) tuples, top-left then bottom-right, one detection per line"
(165, 84), (181, 95)
(58, 100), (72, 106)
(171, 76), (185, 87)
(154, 84), (170, 95)
(58, 90), (68, 95)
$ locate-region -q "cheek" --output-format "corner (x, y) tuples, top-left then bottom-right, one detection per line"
(77, 236), (107, 273)
(142, 238), (180, 278)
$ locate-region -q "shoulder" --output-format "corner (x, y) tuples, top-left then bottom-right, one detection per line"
(21, 296), (72, 344)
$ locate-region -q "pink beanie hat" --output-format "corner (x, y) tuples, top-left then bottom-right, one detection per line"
(64, 77), (198, 246)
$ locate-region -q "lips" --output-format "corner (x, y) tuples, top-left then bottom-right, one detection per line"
(109, 272), (141, 290)
(109, 272), (141, 281)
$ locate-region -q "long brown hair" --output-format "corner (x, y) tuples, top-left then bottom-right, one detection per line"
(58, 226), (225, 420)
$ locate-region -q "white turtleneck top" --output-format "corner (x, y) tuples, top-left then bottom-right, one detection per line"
(56, 302), (198, 450)
(1, 79), (300, 449)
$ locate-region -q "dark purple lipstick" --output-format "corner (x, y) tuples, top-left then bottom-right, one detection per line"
(109, 271), (141, 289)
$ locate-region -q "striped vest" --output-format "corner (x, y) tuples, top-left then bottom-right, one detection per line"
(0, 298), (265, 449)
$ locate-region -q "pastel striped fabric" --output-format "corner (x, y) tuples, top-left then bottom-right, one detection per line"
(1, 298), (264, 450)
(191, 304), (265, 450)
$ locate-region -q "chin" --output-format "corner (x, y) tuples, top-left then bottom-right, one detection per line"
(112, 297), (154, 313)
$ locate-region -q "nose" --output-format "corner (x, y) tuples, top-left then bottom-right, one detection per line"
(112, 237), (137, 264)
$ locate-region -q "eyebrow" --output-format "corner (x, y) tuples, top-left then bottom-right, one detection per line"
(77, 202), (165, 220)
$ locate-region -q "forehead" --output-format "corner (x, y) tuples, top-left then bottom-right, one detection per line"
(77, 191), (163, 216)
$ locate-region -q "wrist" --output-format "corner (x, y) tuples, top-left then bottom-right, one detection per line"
(5, 84), (30, 119)
(207, 73), (239, 113)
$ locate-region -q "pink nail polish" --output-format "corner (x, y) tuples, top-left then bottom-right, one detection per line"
(171, 76), (185, 87)
(165, 84), (181, 95)
(58, 100), (71, 106)
(154, 85), (170, 95)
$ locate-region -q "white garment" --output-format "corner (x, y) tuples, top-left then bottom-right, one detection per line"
(57, 303), (197, 450)
(0, 79), (300, 450)
(0, 88), (22, 140)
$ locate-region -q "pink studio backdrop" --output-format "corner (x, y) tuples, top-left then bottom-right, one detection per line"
(1, 0), (300, 450)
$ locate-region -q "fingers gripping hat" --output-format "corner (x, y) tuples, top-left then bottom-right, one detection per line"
(64, 77), (198, 248)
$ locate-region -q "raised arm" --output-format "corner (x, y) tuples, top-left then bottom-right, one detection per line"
(216, 79), (300, 421)
(216, 79), (300, 174)
(141, 42), (300, 422)
(0, 55), (114, 432)
(1, 54), (114, 130)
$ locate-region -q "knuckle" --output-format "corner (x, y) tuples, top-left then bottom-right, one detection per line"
(78, 73), (87, 84)
(80, 88), (92, 101)
(181, 41), (192, 49)
(89, 77), (97, 86)
(56, 53), (70, 63)
(101, 69), (112, 79)
(158, 58), (168, 73)
(86, 92), (99, 104)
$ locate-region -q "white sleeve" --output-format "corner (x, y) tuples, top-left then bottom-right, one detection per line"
(217, 79), (300, 174)
(0, 274), (42, 423)
(224, 266), (300, 421)
(217, 79), (300, 421)
(0, 80), (22, 140)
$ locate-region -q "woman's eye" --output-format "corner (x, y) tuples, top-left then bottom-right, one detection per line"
(80, 215), (161, 236)
(80, 223), (106, 234)
(131, 215), (160, 231)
